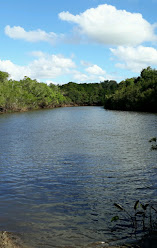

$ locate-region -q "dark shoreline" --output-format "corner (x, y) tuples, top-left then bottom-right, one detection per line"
(0, 103), (103, 115)
(1, 104), (157, 115)
(0, 231), (133, 248)
(1, 231), (157, 248)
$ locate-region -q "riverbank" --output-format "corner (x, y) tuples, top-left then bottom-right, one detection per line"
(0, 232), (133, 248)
(0, 103), (102, 114)
(0, 103), (73, 114)
(1, 231), (157, 248)
(0, 232), (30, 248)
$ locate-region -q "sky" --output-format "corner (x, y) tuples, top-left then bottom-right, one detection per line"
(0, 0), (157, 84)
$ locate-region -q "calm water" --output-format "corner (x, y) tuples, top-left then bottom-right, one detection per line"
(0, 106), (157, 247)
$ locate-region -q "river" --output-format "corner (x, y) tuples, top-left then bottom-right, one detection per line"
(0, 106), (157, 247)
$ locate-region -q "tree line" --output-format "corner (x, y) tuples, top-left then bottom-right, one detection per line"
(0, 67), (157, 113)
(104, 67), (157, 112)
(0, 70), (117, 113)
(0, 72), (67, 112)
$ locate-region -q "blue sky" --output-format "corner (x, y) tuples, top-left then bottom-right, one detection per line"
(0, 0), (157, 84)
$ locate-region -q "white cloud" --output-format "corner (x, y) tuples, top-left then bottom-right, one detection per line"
(45, 80), (58, 85)
(59, 11), (80, 23)
(30, 54), (76, 79)
(5, 25), (62, 44)
(59, 4), (157, 46)
(85, 64), (106, 75)
(72, 64), (107, 83)
(0, 60), (31, 80)
(72, 70), (116, 83)
(0, 52), (117, 83)
(110, 45), (157, 72)
(0, 53), (76, 81)
(73, 71), (89, 82)
(99, 76), (106, 82)
(0, 53), (108, 83)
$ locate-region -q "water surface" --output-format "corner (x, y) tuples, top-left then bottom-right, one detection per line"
(0, 107), (157, 247)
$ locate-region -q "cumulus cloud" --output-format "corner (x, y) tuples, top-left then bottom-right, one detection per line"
(0, 55), (117, 83)
(59, 4), (157, 46)
(0, 53), (76, 81)
(30, 54), (76, 79)
(5, 25), (62, 44)
(0, 60), (31, 80)
(73, 71), (89, 82)
(72, 69), (115, 83)
(85, 64), (106, 75)
(73, 64), (107, 82)
(110, 45), (157, 72)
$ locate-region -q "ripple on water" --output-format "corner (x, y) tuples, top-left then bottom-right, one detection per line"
(0, 107), (157, 247)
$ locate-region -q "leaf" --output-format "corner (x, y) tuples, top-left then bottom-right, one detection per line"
(151, 206), (157, 213)
(134, 200), (139, 210)
(151, 145), (157, 150)
(135, 211), (145, 216)
(141, 204), (149, 210)
(149, 137), (156, 142)
(114, 203), (124, 211)
(111, 216), (119, 222)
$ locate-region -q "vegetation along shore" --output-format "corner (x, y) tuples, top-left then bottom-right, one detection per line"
(0, 66), (157, 114)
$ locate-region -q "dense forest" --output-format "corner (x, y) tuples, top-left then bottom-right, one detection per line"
(0, 67), (157, 113)
(104, 67), (157, 112)
(0, 70), (117, 112)
(0, 71), (67, 112)
(60, 80), (117, 106)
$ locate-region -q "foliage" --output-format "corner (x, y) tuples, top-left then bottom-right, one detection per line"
(0, 73), (67, 112)
(0, 70), (117, 112)
(111, 200), (157, 240)
(1, 66), (157, 113)
(0, 71), (9, 83)
(104, 67), (157, 113)
(59, 80), (117, 106)
(149, 137), (157, 150)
